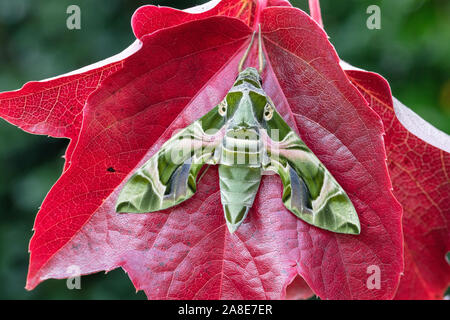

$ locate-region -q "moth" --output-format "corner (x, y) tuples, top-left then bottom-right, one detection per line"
(116, 28), (360, 235)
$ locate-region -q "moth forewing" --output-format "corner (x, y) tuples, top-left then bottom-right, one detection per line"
(115, 107), (225, 214)
(262, 114), (361, 235)
(166, 129), (195, 166)
(200, 126), (224, 165)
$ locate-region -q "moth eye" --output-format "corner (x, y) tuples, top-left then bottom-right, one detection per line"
(264, 104), (273, 121)
(218, 100), (227, 116)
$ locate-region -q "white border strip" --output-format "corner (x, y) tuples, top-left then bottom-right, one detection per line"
(42, 39), (143, 82)
(22, 0), (221, 84)
(340, 60), (450, 153)
(184, 0), (221, 13)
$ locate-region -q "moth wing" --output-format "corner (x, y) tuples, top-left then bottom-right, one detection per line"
(116, 109), (224, 213)
(263, 115), (360, 234)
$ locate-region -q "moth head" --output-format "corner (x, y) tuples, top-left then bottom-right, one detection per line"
(234, 67), (262, 88)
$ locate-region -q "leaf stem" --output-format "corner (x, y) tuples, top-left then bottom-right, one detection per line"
(308, 0), (324, 28)
(253, 0), (268, 30)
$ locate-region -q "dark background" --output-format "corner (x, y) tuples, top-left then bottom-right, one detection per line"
(0, 0), (448, 299)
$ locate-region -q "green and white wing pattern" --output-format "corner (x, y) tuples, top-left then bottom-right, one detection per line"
(116, 107), (225, 214)
(262, 110), (360, 235)
(115, 65), (360, 235)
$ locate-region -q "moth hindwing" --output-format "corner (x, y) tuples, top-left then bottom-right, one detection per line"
(116, 67), (360, 235)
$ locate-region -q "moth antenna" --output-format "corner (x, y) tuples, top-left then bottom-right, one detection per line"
(257, 24), (265, 74)
(238, 31), (256, 73)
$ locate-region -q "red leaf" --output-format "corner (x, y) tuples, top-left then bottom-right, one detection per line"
(1, 2), (403, 299)
(260, 7), (402, 300)
(346, 69), (450, 300)
(0, 61), (123, 168)
(0, 0), (257, 170)
(26, 16), (255, 296)
(132, 0), (257, 39)
(131, 0), (293, 40)
(285, 275), (315, 300)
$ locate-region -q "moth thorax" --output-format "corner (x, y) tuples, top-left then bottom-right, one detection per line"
(236, 67), (262, 85)
(221, 129), (261, 166)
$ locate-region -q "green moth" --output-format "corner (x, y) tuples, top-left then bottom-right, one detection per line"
(116, 29), (360, 235)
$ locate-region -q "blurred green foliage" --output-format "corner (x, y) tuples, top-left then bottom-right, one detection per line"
(0, 0), (448, 299)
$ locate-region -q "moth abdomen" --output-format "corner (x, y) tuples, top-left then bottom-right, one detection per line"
(218, 165), (262, 233)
